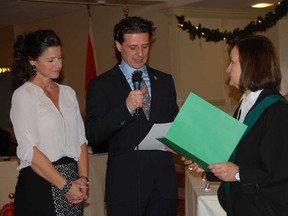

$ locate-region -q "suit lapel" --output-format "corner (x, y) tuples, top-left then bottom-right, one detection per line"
(147, 68), (159, 121)
(110, 65), (132, 95)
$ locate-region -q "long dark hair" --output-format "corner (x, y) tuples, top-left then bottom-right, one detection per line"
(12, 29), (62, 85)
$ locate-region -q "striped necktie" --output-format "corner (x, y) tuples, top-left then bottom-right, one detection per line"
(141, 78), (151, 120)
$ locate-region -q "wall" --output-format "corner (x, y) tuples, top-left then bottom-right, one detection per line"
(0, 26), (14, 66)
(164, 7), (287, 113)
(0, 5), (287, 119)
(279, 18), (288, 95)
(3, 5), (172, 113)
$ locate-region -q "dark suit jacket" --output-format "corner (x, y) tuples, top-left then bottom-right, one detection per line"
(85, 64), (179, 205)
(214, 89), (288, 216)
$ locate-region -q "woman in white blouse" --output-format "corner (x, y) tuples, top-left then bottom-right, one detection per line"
(10, 29), (88, 216)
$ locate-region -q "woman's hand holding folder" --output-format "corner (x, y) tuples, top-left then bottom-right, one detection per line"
(181, 157), (204, 172)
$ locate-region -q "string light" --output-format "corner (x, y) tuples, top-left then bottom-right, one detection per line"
(0, 67), (12, 73)
(176, 0), (288, 44)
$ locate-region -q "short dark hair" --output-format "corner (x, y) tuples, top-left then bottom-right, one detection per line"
(113, 16), (156, 44)
(12, 29), (62, 84)
(233, 35), (281, 92)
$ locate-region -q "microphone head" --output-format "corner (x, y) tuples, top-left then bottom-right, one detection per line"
(132, 70), (142, 90)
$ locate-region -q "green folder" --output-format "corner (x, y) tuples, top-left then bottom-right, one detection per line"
(158, 92), (247, 171)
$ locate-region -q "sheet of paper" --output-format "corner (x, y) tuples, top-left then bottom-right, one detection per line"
(158, 92), (248, 171)
(135, 123), (172, 151)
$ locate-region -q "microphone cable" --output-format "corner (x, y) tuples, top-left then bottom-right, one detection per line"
(132, 70), (142, 216)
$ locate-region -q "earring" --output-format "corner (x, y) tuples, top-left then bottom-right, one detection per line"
(31, 65), (37, 76)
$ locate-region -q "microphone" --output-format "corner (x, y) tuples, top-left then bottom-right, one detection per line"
(132, 70), (143, 216)
(132, 70), (142, 90)
(132, 70), (143, 116)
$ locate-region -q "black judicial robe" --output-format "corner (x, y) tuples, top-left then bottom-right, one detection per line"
(212, 89), (288, 216)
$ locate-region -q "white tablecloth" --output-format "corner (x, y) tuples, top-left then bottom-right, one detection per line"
(0, 154), (108, 216)
(185, 171), (226, 216)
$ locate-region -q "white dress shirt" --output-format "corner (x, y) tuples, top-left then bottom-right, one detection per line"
(119, 60), (151, 115)
(10, 82), (87, 171)
(238, 90), (263, 123)
(119, 60), (151, 96)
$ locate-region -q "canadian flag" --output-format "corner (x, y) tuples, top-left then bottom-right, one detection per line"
(85, 17), (97, 90)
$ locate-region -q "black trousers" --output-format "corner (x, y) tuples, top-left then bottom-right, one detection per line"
(107, 185), (177, 216)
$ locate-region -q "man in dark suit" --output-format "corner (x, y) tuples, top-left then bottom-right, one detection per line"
(85, 16), (179, 216)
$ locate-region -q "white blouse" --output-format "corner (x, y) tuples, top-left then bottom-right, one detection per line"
(10, 82), (87, 171)
(237, 89), (263, 123)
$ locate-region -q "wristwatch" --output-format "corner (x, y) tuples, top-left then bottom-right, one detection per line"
(235, 171), (240, 182)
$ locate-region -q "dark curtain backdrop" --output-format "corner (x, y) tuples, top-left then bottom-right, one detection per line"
(0, 72), (15, 128)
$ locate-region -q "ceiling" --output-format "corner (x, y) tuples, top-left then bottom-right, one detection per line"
(0, 0), (281, 29)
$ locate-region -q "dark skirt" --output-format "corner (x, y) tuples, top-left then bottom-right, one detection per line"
(14, 157), (83, 216)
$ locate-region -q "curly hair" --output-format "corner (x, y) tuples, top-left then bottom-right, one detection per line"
(12, 29), (62, 85)
(113, 16), (156, 44)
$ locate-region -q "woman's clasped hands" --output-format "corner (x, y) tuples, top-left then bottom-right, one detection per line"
(65, 178), (89, 204)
